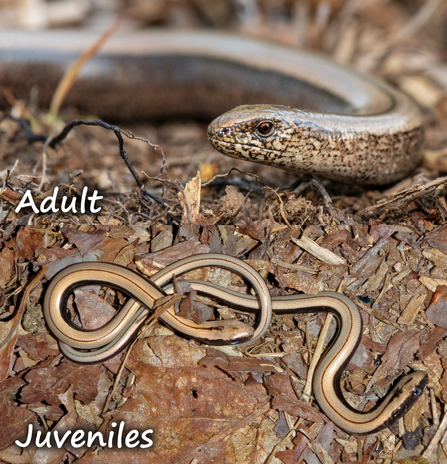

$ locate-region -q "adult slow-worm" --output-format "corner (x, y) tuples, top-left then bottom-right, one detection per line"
(44, 255), (428, 435)
(0, 29), (424, 184)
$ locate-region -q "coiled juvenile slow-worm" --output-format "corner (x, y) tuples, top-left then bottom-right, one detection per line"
(44, 254), (428, 435)
(44, 254), (272, 357)
(0, 29), (423, 184)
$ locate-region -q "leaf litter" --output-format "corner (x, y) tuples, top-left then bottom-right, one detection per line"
(0, 224), (446, 462)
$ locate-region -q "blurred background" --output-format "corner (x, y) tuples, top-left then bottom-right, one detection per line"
(1, 0), (446, 101)
(2, 0), (447, 147)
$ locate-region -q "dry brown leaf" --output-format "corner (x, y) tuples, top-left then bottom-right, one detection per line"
(88, 336), (272, 462)
(0, 267), (47, 381)
(381, 332), (420, 371)
(21, 358), (103, 410)
(73, 287), (116, 329)
(272, 393), (327, 425)
(418, 326), (447, 359)
(426, 285), (447, 329)
(0, 247), (14, 288)
(0, 377), (37, 451)
(136, 240), (211, 276)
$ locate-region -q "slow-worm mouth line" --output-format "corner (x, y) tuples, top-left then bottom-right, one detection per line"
(208, 138), (282, 156)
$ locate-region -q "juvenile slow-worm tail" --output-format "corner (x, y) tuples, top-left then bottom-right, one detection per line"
(1, 28), (428, 434)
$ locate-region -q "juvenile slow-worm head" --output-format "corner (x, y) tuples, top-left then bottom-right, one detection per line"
(44, 254), (273, 361)
(1, 28), (428, 434)
(185, 284), (429, 434)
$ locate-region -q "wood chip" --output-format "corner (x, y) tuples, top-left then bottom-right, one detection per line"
(291, 236), (346, 265)
(180, 171), (201, 223)
(398, 292), (427, 325)
(422, 248), (447, 267)
(420, 276), (447, 292)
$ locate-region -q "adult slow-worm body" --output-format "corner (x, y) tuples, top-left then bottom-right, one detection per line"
(0, 29), (424, 184)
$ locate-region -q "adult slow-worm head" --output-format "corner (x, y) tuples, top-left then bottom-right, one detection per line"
(1, 28), (428, 435)
(207, 99), (424, 185)
(0, 29), (424, 184)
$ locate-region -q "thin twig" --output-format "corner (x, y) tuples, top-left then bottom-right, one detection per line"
(11, 117), (48, 143)
(362, 176), (447, 216)
(422, 404), (447, 458)
(48, 119), (168, 207)
(265, 418), (304, 464)
(201, 167), (260, 187)
(49, 17), (121, 121)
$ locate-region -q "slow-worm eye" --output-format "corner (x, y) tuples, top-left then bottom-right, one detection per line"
(256, 122), (274, 136)
(413, 387), (423, 396)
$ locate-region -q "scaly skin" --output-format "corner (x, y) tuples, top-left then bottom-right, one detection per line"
(208, 104), (424, 185)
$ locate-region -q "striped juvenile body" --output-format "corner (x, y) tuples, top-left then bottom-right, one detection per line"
(44, 256), (428, 435)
